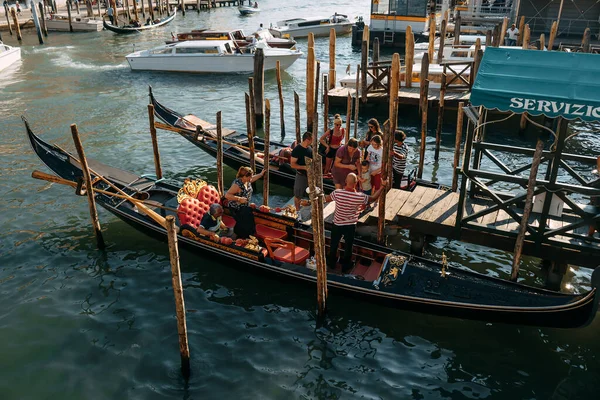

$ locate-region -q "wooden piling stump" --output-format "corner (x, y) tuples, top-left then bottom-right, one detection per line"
(328, 28), (336, 90)
(306, 42), (315, 133)
(276, 60), (285, 138)
(216, 111), (224, 196)
(435, 72), (446, 161)
(253, 48), (265, 128)
(294, 91), (301, 144)
(147, 104), (163, 180)
(451, 102), (464, 192)
(417, 53), (430, 179)
(263, 100), (270, 206)
(548, 21), (557, 50)
(10, 8), (21, 40)
(405, 26), (414, 88)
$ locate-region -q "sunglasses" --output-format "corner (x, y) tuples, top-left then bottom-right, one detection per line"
(368, 125), (375, 129)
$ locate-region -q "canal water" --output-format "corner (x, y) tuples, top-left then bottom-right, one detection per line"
(1, 1), (599, 398)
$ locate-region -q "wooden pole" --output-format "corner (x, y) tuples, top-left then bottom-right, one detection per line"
(247, 82), (257, 172)
(253, 48), (265, 128)
(451, 102), (464, 192)
(372, 37), (380, 64)
(345, 92), (351, 143)
(70, 124), (105, 250)
(377, 53), (400, 244)
(428, 12), (435, 62)
(10, 8), (21, 40)
(148, 0), (155, 20)
(360, 25), (369, 104)
(405, 25), (414, 88)
(67, 1), (74, 32)
(97, 0), (102, 17)
(354, 64), (360, 139)
(30, 1), (44, 44)
(314, 61), (320, 135)
(500, 17), (508, 46)
(276, 60), (285, 138)
(435, 72), (446, 161)
(306, 40), (315, 133)
(75, 0), (81, 14)
(417, 53), (430, 179)
(294, 91), (301, 144)
(517, 16), (525, 46)
(437, 19), (447, 64)
(263, 100), (270, 206)
(485, 29), (492, 47)
(38, 3), (48, 37)
(165, 215), (191, 380)
(141, 0), (145, 18)
(306, 156), (327, 317)
(510, 138), (544, 281)
(548, 21), (558, 50)
(471, 47), (483, 88)
(132, 0), (139, 21)
(582, 28), (591, 53)
(328, 28), (336, 90)
(148, 105), (163, 180)
(521, 24), (530, 49)
(539, 33), (545, 51)
(216, 111), (224, 196)
(323, 75), (329, 133)
(4, 4), (13, 36)
(196, 0), (199, 13)
(454, 13), (461, 46)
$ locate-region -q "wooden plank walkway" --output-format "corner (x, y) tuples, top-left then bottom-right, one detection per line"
(327, 87), (471, 108)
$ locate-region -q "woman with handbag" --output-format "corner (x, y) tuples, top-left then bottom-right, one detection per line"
(319, 114), (346, 174)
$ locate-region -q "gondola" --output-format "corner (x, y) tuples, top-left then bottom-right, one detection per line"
(24, 117), (600, 329)
(149, 86), (426, 193)
(103, 10), (177, 34)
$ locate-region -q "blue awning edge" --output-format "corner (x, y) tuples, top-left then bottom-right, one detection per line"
(470, 47), (600, 122)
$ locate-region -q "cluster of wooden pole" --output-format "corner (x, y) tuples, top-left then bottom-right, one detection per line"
(306, 33), (316, 133)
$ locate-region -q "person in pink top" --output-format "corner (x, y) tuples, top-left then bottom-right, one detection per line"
(325, 173), (387, 273)
(331, 138), (362, 189)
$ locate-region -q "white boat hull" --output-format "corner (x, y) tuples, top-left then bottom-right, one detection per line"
(126, 51), (302, 73)
(46, 17), (104, 32)
(270, 22), (352, 38)
(0, 44), (21, 72)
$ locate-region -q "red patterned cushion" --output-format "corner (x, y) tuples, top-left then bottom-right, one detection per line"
(273, 246), (310, 265)
(256, 224), (287, 240)
(197, 185), (221, 206)
(177, 198), (209, 229)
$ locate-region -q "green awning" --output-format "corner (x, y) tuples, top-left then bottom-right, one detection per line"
(470, 47), (600, 122)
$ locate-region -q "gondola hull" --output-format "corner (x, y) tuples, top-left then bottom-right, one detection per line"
(24, 118), (600, 329)
(103, 10), (176, 34)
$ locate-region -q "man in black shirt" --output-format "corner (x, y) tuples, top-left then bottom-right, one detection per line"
(290, 131), (313, 210)
(198, 204), (232, 242)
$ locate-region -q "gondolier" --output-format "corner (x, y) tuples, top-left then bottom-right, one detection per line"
(106, 5), (114, 25)
(325, 173), (387, 272)
(290, 131), (313, 210)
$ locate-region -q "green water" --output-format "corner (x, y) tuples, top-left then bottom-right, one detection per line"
(1, 1), (599, 398)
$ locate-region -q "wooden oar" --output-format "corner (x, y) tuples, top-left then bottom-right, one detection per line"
(32, 170), (172, 230)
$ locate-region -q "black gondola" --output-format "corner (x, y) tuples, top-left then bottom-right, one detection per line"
(24, 117), (600, 329)
(103, 10), (177, 34)
(148, 86), (428, 193)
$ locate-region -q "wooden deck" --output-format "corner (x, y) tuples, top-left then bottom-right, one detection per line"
(327, 87), (471, 108)
(312, 186), (599, 268)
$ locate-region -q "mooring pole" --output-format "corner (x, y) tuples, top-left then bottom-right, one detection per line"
(548, 21), (557, 50)
(323, 75), (329, 132)
(539, 33), (545, 51)
(141, 0), (145, 18)
(38, 2), (49, 37)
(328, 28), (336, 90)
(276, 60), (285, 138)
(451, 102), (464, 192)
(372, 37), (380, 64)
(66, 1), (74, 32)
(30, 1), (44, 44)
(360, 25), (369, 104)
(294, 91), (301, 144)
(253, 48), (265, 128)
(216, 111), (224, 196)
(428, 12), (435, 62)
(377, 53), (400, 244)
(522, 24), (530, 49)
(511, 138), (544, 281)
(437, 19), (446, 64)
(435, 72), (446, 161)
(165, 215), (191, 380)
(454, 13), (461, 45)
(246, 83), (257, 173)
(405, 25), (414, 88)
(306, 35), (315, 133)
(582, 28), (591, 53)
(500, 17), (508, 46)
(517, 16), (525, 46)
(147, 104), (163, 179)
(70, 124), (105, 250)
(4, 4), (13, 36)
(10, 8), (21, 40)
(345, 91), (351, 143)
(353, 64), (360, 139)
(263, 100), (271, 206)
(417, 52), (430, 179)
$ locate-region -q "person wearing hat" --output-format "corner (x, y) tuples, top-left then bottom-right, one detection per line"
(506, 23), (519, 46)
(319, 113), (346, 175)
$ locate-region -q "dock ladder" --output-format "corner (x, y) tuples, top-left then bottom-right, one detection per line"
(383, 14), (396, 45)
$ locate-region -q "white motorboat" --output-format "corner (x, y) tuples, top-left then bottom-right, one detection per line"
(45, 14), (104, 32)
(239, 6), (260, 16)
(0, 41), (21, 72)
(126, 40), (303, 73)
(269, 14), (352, 38)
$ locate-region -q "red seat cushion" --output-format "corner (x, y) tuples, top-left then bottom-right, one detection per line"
(256, 224), (287, 240)
(177, 198), (209, 229)
(197, 184), (221, 205)
(273, 246), (310, 265)
(222, 215), (236, 229)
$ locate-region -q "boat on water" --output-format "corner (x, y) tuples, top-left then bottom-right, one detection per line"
(126, 40), (302, 73)
(148, 87), (422, 193)
(0, 41), (21, 72)
(269, 14), (353, 38)
(103, 10), (176, 34)
(166, 28), (297, 49)
(239, 5), (260, 16)
(24, 118), (600, 329)
(45, 14), (104, 32)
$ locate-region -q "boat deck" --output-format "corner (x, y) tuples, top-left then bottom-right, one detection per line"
(327, 87), (471, 108)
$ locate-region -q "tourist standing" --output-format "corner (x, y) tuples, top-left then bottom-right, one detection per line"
(365, 135), (383, 191)
(319, 114), (345, 175)
(359, 118), (382, 154)
(506, 23), (519, 46)
(290, 131), (313, 210)
(106, 4), (115, 25)
(392, 130), (408, 189)
(331, 138), (362, 189)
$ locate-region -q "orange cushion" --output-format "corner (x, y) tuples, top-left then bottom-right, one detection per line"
(273, 246), (310, 265)
(222, 215), (236, 229)
(256, 224), (287, 240)
(177, 198), (209, 229)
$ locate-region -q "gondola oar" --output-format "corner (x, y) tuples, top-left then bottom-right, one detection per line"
(31, 170), (171, 230)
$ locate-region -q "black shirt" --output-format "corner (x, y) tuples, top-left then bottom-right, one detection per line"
(291, 144), (313, 176)
(199, 213), (220, 232)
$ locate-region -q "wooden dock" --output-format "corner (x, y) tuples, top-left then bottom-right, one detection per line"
(327, 87), (471, 108)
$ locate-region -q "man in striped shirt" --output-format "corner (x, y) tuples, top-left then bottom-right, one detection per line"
(392, 130), (408, 189)
(324, 173), (387, 272)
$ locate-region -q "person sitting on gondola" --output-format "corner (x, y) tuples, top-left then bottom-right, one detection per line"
(131, 20), (141, 28)
(145, 17), (152, 25)
(224, 166), (265, 238)
(254, 2), (259, 8)
(197, 203), (234, 242)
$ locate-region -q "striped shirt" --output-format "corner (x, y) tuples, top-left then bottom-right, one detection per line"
(330, 189), (369, 226)
(393, 142), (408, 174)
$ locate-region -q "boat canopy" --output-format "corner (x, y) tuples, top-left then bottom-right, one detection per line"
(470, 47), (600, 122)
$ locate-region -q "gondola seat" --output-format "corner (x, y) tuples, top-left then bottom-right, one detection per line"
(196, 184), (221, 206)
(177, 197), (210, 229)
(256, 224), (287, 240)
(264, 238), (310, 265)
(222, 214), (236, 229)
